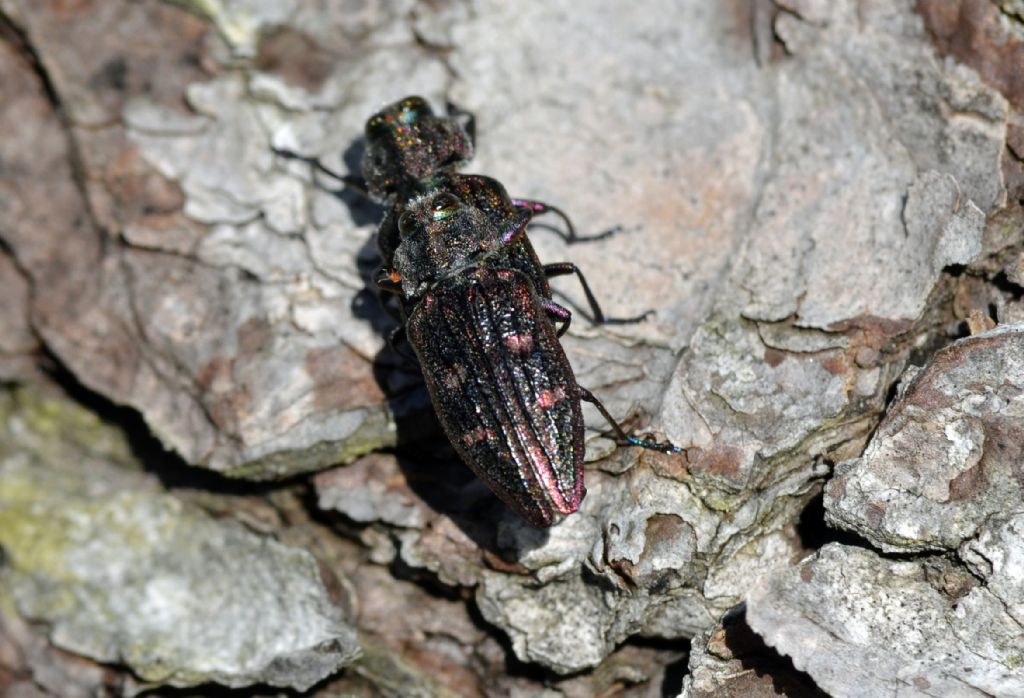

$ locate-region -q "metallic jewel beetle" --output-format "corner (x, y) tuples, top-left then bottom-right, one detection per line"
(359, 96), (677, 526)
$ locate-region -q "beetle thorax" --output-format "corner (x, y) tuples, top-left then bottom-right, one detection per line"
(393, 195), (502, 298)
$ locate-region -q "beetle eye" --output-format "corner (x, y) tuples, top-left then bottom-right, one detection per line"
(398, 210), (416, 234)
(430, 193), (462, 220)
(365, 114), (389, 139)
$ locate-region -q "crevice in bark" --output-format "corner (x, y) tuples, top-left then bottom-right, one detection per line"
(0, 11), (60, 111)
(39, 345), (281, 497)
(718, 605), (828, 697)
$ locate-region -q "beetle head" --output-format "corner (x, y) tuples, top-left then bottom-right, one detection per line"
(361, 96), (473, 200)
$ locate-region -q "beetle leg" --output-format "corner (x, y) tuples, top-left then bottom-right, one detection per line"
(542, 262), (653, 326)
(511, 198), (621, 243)
(542, 262), (605, 323)
(502, 215), (654, 328)
(272, 147), (370, 196)
(386, 325), (419, 366)
(542, 299), (572, 337)
(379, 293), (403, 322)
(576, 386), (682, 454)
(499, 208), (535, 246)
(376, 267), (403, 294)
(445, 101), (476, 148)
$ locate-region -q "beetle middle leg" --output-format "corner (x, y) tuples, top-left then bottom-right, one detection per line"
(543, 262), (653, 327)
(543, 299), (573, 338)
(376, 268), (419, 366)
(385, 325), (420, 366)
(577, 386), (681, 454)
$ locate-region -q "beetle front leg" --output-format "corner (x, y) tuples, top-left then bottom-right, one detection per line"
(272, 147), (370, 196)
(375, 268), (418, 363)
(445, 101), (476, 149)
(576, 386), (681, 454)
(511, 198), (620, 243)
(376, 267), (403, 295)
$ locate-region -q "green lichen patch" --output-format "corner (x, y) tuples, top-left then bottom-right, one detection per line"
(0, 386), (360, 690)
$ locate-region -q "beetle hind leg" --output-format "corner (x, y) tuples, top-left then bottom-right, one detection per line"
(576, 386), (681, 454)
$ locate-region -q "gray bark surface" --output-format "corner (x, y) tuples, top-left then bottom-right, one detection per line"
(742, 324), (1024, 697)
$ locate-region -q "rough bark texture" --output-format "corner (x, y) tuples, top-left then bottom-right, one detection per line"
(0, 0), (1022, 696)
(743, 324), (1024, 696)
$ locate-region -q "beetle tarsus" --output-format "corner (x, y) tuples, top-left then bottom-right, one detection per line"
(578, 386), (681, 454)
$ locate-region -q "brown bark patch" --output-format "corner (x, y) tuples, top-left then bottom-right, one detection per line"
(690, 445), (743, 478)
(305, 344), (386, 412)
(645, 513), (686, 550)
(256, 28), (335, 93)
(917, 0), (1024, 110)
(865, 502), (886, 528)
(236, 316), (272, 358)
(818, 353), (847, 376)
(947, 460), (986, 501)
(800, 565), (814, 583)
(829, 314), (913, 340)
(763, 348), (786, 367)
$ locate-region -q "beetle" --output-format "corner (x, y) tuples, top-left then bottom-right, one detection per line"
(363, 97), (679, 526)
(283, 96), (679, 525)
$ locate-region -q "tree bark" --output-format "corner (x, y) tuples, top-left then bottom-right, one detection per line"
(0, 1), (1021, 696)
